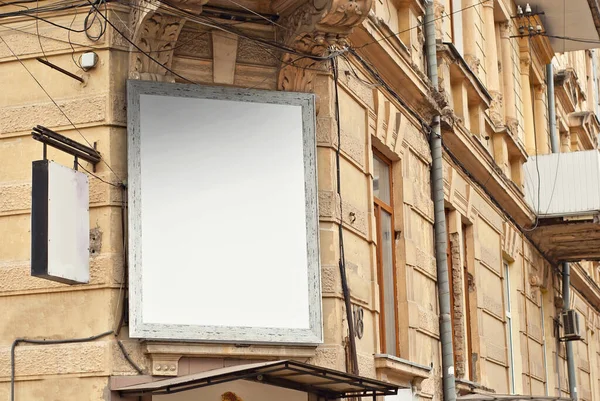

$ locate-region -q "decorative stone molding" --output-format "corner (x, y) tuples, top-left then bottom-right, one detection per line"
(280, 0), (373, 54)
(464, 54), (481, 74)
(499, 21), (512, 39)
(278, 56), (326, 93)
(128, 0), (208, 81)
(519, 53), (531, 74)
(374, 354), (431, 390)
(505, 117), (519, 136)
(433, 2), (445, 40)
(144, 341), (317, 377)
(277, 0), (373, 96)
(534, 83), (547, 100)
(488, 91), (504, 127)
(449, 232), (466, 378)
(150, 354), (181, 376)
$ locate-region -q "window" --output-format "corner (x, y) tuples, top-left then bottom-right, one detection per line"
(504, 261), (516, 393)
(446, 217), (475, 380)
(450, 0), (464, 55)
(462, 224), (474, 380)
(373, 150), (398, 355)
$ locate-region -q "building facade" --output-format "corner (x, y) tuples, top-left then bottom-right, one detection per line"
(1, 0), (600, 400)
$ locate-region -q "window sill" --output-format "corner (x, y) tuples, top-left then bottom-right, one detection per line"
(455, 378), (495, 395)
(374, 354), (431, 389)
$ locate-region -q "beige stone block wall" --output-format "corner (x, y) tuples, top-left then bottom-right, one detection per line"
(0, 9), (133, 401)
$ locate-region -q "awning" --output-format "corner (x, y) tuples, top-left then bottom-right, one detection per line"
(114, 360), (401, 399)
(458, 394), (571, 401)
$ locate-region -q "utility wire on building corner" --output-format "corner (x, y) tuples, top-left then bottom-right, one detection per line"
(331, 54), (359, 376)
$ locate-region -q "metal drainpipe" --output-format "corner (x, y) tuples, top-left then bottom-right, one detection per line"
(547, 61), (577, 400)
(547, 64), (559, 153)
(563, 262), (578, 400)
(424, 2), (457, 400)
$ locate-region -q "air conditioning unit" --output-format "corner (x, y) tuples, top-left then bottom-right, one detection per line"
(561, 310), (581, 341)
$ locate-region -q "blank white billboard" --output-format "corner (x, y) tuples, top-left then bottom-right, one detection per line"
(127, 81), (321, 344)
(31, 160), (90, 284)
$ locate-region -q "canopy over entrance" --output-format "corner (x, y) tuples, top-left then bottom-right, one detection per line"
(114, 360), (401, 399)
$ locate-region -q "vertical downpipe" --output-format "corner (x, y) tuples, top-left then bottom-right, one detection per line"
(547, 64), (559, 153)
(563, 262), (578, 401)
(548, 61), (577, 400)
(424, 2), (457, 400)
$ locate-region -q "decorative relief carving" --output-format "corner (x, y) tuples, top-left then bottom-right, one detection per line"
(520, 53), (531, 73)
(128, 0), (208, 80)
(280, 0), (373, 54)
(499, 21), (511, 39)
(506, 117), (519, 135)
(278, 56), (323, 93)
(449, 232), (466, 378)
(237, 37), (280, 66)
(464, 54), (481, 74)
(129, 12), (186, 81)
(433, 2), (445, 40)
(150, 353), (181, 376)
(488, 91), (503, 127)
(173, 29), (212, 58)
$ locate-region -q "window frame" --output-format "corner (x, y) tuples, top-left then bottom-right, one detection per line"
(462, 224), (474, 381)
(504, 260), (516, 394)
(373, 148), (399, 356)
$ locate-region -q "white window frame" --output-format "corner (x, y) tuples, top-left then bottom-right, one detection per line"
(504, 261), (516, 394)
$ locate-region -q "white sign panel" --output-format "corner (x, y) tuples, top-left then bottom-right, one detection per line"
(31, 160), (90, 284)
(127, 81), (321, 344)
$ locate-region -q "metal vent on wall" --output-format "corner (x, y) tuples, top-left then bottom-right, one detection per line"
(561, 309), (581, 341)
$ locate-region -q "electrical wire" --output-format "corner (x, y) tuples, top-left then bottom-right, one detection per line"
(355, 0), (491, 50)
(86, 0), (341, 83)
(83, 0), (106, 41)
(0, 35), (123, 182)
(84, 0), (197, 83)
(35, 0), (47, 60)
(347, 46), (432, 138)
(68, 5), (84, 69)
(223, 0), (283, 29)
(11, 331), (144, 401)
(0, 17), (217, 57)
(115, 185), (128, 336)
(331, 54), (359, 376)
(543, 34), (600, 45)
(10, 331), (113, 401)
(150, 0), (344, 60)
(78, 162), (124, 188)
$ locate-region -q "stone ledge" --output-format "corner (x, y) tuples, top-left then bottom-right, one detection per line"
(144, 342), (317, 377)
(374, 354), (431, 389)
(455, 378), (495, 395)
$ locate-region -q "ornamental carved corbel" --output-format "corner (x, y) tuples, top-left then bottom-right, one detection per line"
(128, 0), (208, 81)
(464, 54), (481, 75)
(488, 91), (504, 127)
(277, 0), (372, 92)
(279, 0), (373, 54)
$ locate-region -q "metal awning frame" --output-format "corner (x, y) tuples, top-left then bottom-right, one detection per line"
(458, 394), (572, 401)
(116, 360), (400, 399)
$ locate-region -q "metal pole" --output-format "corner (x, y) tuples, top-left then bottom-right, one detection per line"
(424, 2), (456, 401)
(547, 63), (559, 153)
(547, 61), (577, 400)
(562, 262), (578, 401)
